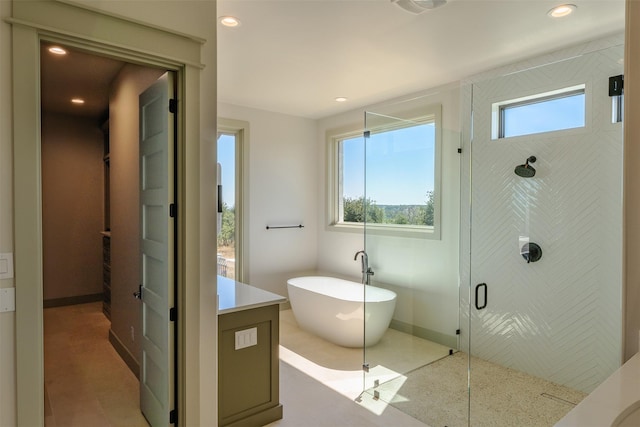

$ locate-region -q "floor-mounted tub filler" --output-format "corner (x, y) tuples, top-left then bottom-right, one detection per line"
(286, 276), (397, 348)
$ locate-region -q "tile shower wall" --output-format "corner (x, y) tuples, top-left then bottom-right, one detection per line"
(460, 37), (624, 394)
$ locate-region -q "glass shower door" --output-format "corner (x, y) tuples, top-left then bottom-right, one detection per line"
(464, 43), (624, 426)
(361, 97), (466, 425)
(361, 110), (411, 404)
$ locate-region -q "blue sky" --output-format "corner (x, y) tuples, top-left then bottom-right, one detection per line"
(217, 92), (586, 208)
(343, 123), (435, 205)
(217, 134), (236, 208)
(503, 93), (585, 137)
(218, 124), (436, 208)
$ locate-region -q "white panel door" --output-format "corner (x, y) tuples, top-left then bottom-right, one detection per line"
(139, 72), (175, 427)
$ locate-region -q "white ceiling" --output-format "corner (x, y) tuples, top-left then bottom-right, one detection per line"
(40, 1), (626, 122)
(217, 0), (626, 119)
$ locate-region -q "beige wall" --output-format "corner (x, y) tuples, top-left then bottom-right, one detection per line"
(217, 103), (319, 296)
(0, 0), (16, 423)
(64, 2), (220, 424)
(0, 0), (637, 425)
(4, 1), (217, 425)
(41, 112), (104, 301)
(624, 0), (640, 361)
(109, 64), (165, 365)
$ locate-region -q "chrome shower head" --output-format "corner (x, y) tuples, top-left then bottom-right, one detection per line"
(515, 156), (536, 178)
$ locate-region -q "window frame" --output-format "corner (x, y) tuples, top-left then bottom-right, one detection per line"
(217, 117), (250, 282)
(491, 84), (587, 140)
(326, 104), (442, 239)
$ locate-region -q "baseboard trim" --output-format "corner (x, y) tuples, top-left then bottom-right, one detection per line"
(222, 404), (283, 427)
(43, 293), (103, 308)
(108, 329), (140, 380)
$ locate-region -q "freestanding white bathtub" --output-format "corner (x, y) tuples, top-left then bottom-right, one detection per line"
(286, 276), (397, 348)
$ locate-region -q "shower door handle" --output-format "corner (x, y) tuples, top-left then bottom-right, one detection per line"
(475, 283), (487, 310)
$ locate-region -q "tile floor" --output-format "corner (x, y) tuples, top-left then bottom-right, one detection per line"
(270, 309), (449, 426)
(277, 308), (587, 427)
(278, 308), (452, 401)
(44, 303), (582, 427)
(44, 303), (431, 427)
(44, 302), (148, 427)
(269, 361), (427, 427)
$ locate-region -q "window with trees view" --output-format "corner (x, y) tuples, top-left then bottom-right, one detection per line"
(217, 133), (236, 279)
(217, 118), (248, 281)
(329, 106), (441, 237)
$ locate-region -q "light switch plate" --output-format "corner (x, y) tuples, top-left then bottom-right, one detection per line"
(0, 288), (15, 312)
(235, 327), (258, 350)
(0, 253), (14, 280)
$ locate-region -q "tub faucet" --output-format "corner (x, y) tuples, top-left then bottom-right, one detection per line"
(354, 250), (374, 285)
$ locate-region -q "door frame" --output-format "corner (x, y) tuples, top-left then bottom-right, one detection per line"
(9, 2), (212, 425)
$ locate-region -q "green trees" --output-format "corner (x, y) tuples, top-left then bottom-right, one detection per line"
(418, 190), (434, 226)
(343, 197), (384, 223)
(217, 203), (235, 246)
(219, 192), (435, 241)
(342, 191), (434, 226)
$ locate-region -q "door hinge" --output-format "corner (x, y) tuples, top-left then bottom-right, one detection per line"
(362, 363), (370, 373)
(170, 307), (177, 322)
(363, 130), (370, 139)
(169, 99), (178, 114)
(169, 203), (177, 218)
(169, 409), (177, 424)
(457, 148), (462, 154)
(456, 329), (461, 335)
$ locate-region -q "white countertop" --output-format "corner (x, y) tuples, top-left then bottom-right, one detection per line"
(217, 275), (287, 315)
(556, 352), (640, 427)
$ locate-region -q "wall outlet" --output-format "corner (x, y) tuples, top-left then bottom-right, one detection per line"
(130, 326), (135, 342)
(0, 288), (15, 312)
(0, 253), (14, 280)
(235, 327), (257, 350)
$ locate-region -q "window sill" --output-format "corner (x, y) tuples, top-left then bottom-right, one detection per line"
(328, 222), (440, 240)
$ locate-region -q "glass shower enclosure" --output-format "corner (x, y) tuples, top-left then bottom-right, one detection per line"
(361, 90), (466, 425)
(461, 41), (624, 426)
(361, 41), (624, 427)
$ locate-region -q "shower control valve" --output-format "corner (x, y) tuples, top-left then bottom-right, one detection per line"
(521, 242), (542, 263)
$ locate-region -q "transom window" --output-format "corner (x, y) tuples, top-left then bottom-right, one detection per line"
(328, 105), (441, 238)
(492, 84), (586, 139)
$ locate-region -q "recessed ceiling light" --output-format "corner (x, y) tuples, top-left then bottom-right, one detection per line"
(392, 0), (447, 15)
(335, 97), (348, 103)
(48, 46), (67, 55)
(219, 16), (240, 27)
(548, 4), (576, 18)
(71, 98), (85, 105)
